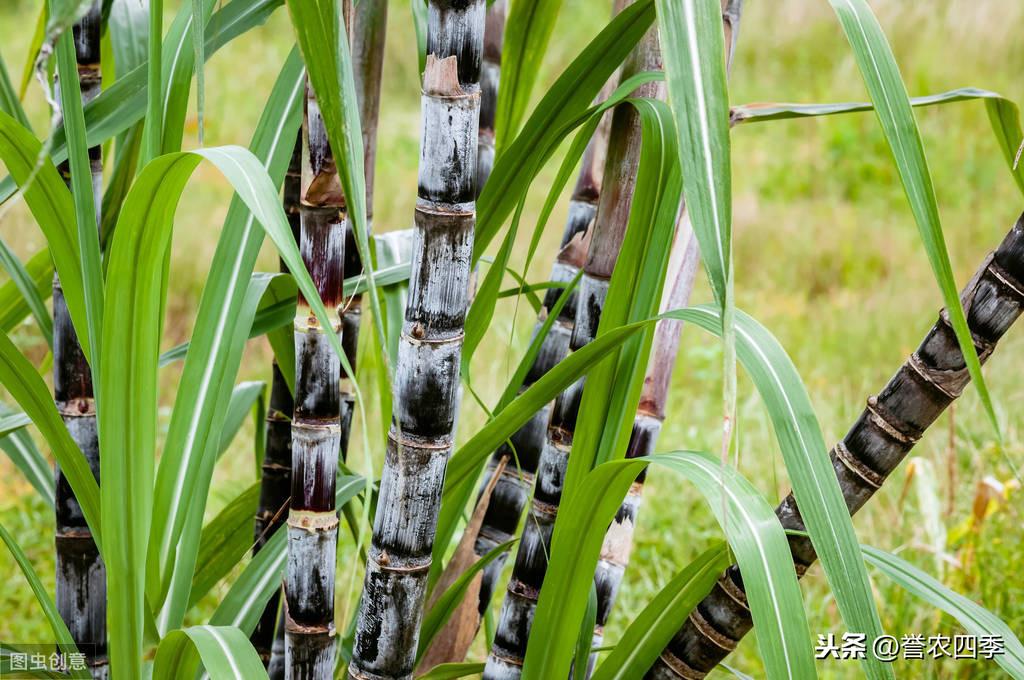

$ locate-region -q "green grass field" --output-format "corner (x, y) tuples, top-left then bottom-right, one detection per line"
(1, 1), (1022, 677)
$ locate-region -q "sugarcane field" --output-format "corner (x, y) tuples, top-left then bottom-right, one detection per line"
(1, 0), (1023, 678)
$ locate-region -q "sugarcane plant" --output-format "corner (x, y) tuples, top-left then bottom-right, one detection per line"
(0, 0), (1023, 679)
(52, 3), (107, 678)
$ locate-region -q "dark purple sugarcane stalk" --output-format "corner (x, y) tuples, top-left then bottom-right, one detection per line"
(53, 3), (107, 678)
(348, 2), (487, 678)
(647, 215), (1024, 678)
(254, 131), (301, 676)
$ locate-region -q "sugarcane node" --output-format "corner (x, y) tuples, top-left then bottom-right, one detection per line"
(715, 573), (749, 611)
(531, 498), (559, 518)
(387, 427), (453, 451)
(287, 509), (339, 532)
(423, 54), (466, 97)
(284, 613), (336, 636)
(507, 578), (539, 600)
(833, 439), (884, 489)
(659, 650), (708, 680)
(489, 649), (526, 667)
(906, 350), (967, 400)
(987, 253), (1024, 299)
(54, 528), (94, 540)
(689, 607), (738, 652)
(865, 395), (920, 445)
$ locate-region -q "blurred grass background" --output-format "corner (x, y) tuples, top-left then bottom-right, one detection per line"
(1, 0), (1023, 677)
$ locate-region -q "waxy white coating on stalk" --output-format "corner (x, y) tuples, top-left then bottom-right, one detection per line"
(285, 71), (347, 678)
(350, 2), (486, 677)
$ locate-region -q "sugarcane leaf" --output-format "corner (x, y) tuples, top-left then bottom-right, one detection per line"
(731, 87), (1024, 198)
(0, 330), (100, 541)
(475, 0), (658, 260)
(108, 0), (149, 76)
(0, 402), (55, 506)
(189, 482), (261, 608)
(411, 0), (428, 74)
(463, 198), (523, 378)
(493, 0), (566, 151)
(141, 0), (163, 163)
(152, 625), (268, 680)
(825, 0), (997, 436)
(523, 452), (814, 680)
(0, 521), (89, 679)
(0, 0), (286, 205)
(0, 249), (52, 334)
(590, 543), (729, 680)
(0, 52), (30, 129)
(18, 4), (48, 101)
(159, 0), (216, 156)
(217, 381), (266, 459)
(158, 273), (298, 368)
(54, 9), (105, 378)
(0, 111), (90, 363)
(681, 304), (890, 679)
(573, 583), (598, 679)
(861, 544), (1024, 678)
(145, 53), (301, 634)
(0, 411), (31, 437)
(564, 97), (682, 497)
(191, 0), (206, 145)
(417, 538), (516, 662)
(0, 236), (52, 345)
(417, 662), (486, 680)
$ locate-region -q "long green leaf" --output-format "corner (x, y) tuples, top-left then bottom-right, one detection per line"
(564, 96), (681, 496)
(152, 626), (268, 680)
(0, 237), (52, 345)
(522, 452), (814, 680)
(590, 544), (729, 680)
(217, 381), (266, 458)
(417, 662), (486, 680)
(731, 86), (1024, 194)
(493, 0), (566, 151)
(54, 6), (104, 375)
(0, 402), (55, 506)
(0, 249), (52, 334)
(0, 112), (90, 362)
(189, 482), (261, 608)
(145, 53), (301, 633)
(683, 305), (890, 679)
(0, 52), (30, 128)
(142, 0), (163, 163)
(862, 545), (1024, 678)
(826, 0), (996, 434)
(656, 0), (737, 473)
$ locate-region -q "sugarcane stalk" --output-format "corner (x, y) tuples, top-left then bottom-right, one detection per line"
(254, 130), (302, 675)
(339, 0), (388, 461)
(589, 3), (744, 668)
(53, 4), (107, 678)
(483, 13), (664, 679)
(348, 2), (486, 678)
(284, 61), (350, 677)
(472, 104), (614, 617)
(647, 214), (1024, 679)
(477, 0), (506, 192)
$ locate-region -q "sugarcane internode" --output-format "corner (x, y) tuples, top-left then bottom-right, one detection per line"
(648, 212), (1024, 679)
(349, 1), (486, 678)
